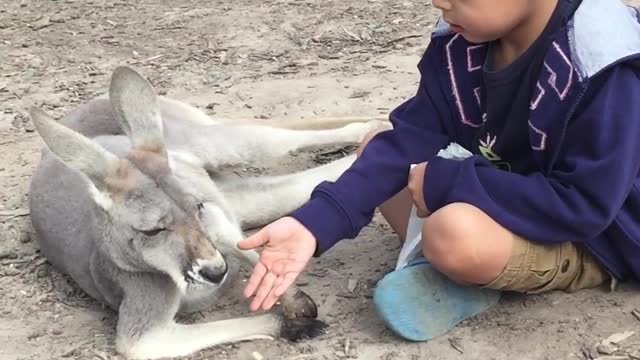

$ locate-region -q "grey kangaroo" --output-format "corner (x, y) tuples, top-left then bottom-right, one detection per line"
(28, 66), (389, 359)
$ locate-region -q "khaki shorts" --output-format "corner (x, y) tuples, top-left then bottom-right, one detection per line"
(483, 235), (611, 293)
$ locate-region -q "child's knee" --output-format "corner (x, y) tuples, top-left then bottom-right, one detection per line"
(421, 203), (478, 267)
(420, 203), (511, 283)
(356, 129), (385, 157)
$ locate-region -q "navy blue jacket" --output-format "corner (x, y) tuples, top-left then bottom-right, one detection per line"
(291, 0), (640, 280)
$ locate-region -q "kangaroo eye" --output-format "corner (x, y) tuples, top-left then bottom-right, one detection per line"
(139, 228), (165, 237)
(197, 203), (204, 211)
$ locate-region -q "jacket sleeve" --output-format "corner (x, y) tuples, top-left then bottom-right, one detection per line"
(289, 38), (454, 255)
(423, 64), (640, 244)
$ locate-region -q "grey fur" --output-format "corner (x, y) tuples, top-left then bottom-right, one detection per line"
(29, 66), (388, 359)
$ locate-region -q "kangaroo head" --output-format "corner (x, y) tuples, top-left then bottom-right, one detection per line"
(30, 66), (231, 292)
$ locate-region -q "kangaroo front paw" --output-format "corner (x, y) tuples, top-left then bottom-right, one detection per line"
(279, 289), (318, 319)
(279, 318), (329, 342)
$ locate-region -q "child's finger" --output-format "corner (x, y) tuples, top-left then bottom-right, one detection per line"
(238, 228), (269, 250)
(261, 277), (283, 311)
(250, 271), (277, 312)
(244, 261), (267, 299)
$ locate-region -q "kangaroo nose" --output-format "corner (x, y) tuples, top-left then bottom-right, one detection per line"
(198, 262), (228, 284)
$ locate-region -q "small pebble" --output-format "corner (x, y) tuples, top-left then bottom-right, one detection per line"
(347, 279), (358, 292)
(20, 232), (31, 243)
(2, 268), (20, 276)
(27, 331), (44, 340)
(603, 331), (635, 345)
(36, 267), (49, 278)
(0, 250), (18, 259)
(597, 343), (618, 355)
(583, 344), (600, 359)
(24, 122), (35, 133)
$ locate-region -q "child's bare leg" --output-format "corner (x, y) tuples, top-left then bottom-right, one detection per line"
(356, 129), (413, 241)
(378, 188), (413, 241)
(422, 202), (609, 293)
(421, 202), (513, 285)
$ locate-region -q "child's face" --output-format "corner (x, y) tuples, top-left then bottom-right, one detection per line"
(432, 0), (532, 43)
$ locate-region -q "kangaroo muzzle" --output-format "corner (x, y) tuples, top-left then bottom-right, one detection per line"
(186, 257), (228, 286)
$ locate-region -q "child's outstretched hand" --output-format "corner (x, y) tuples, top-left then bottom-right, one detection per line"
(238, 216), (317, 312)
(408, 162), (430, 217)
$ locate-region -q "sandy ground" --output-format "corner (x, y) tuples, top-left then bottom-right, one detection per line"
(1, 1), (640, 359)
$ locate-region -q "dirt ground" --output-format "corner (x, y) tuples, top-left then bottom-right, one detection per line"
(2, 1), (640, 359)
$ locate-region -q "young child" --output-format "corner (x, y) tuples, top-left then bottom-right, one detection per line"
(238, 0), (640, 341)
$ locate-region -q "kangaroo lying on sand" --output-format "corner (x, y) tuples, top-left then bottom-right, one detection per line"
(28, 66), (389, 359)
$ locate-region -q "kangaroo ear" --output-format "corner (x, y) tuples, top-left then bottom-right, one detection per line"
(29, 107), (120, 210)
(109, 66), (166, 156)
(30, 107), (119, 182)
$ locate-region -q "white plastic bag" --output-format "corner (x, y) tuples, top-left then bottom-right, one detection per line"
(394, 143), (473, 270)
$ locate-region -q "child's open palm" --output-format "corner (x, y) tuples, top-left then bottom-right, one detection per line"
(238, 217), (317, 312)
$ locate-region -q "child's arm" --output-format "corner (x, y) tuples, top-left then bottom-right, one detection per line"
(289, 41), (454, 255)
(422, 64), (640, 244)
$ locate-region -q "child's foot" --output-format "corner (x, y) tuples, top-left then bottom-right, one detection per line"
(373, 258), (501, 342)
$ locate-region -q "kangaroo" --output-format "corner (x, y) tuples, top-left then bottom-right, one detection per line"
(28, 66), (390, 359)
